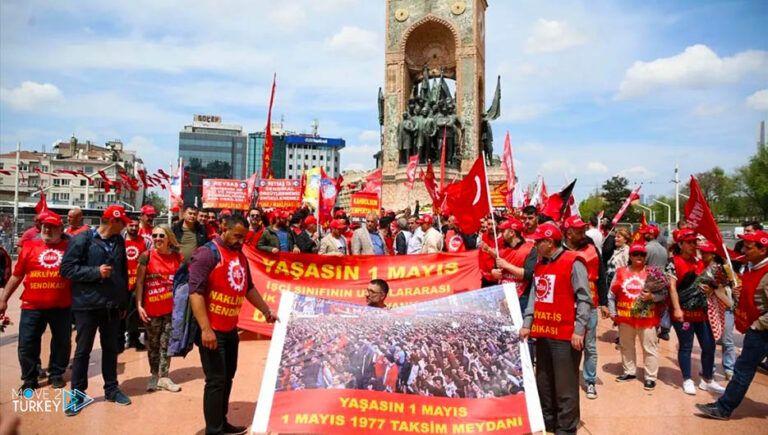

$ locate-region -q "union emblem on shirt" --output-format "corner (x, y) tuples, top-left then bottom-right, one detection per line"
(38, 249), (63, 269)
(535, 274), (556, 303)
(228, 259), (246, 292)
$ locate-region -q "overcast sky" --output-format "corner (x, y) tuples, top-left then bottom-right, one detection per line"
(1, 0), (766, 199)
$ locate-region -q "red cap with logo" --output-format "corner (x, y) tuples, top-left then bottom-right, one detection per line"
(304, 215), (317, 225)
(499, 217), (524, 232)
(738, 230), (768, 246)
(675, 228), (697, 242)
(334, 210), (347, 218)
(563, 216), (588, 230)
(141, 204), (156, 216)
(102, 205), (132, 224)
(639, 225), (660, 236)
(418, 215), (434, 225)
(41, 212), (63, 227)
(698, 241), (717, 253)
(629, 243), (647, 255)
(529, 222), (562, 241)
(329, 219), (346, 230)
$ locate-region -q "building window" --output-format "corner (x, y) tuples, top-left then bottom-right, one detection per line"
(289, 154), (293, 159)
(305, 154), (309, 160)
(80, 180), (87, 186)
(312, 155), (316, 160)
(80, 194), (85, 200)
(288, 165), (293, 170)
(84, 166), (93, 173)
(320, 155), (324, 161)
(0, 162), (4, 169)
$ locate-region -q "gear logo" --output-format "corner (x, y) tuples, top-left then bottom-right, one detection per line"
(534, 274), (555, 303)
(622, 276), (645, 299)
(126, 246), (140, 261)
(38, 249), (63, 269)
(228, 260), (246, 292)
(448, 235), (463, 251)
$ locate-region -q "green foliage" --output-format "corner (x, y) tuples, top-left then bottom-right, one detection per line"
(601, 176), (641, 223)
(578, 192), (607, 219)
(737, 147), (768, 219)
(144, 191), (167, 215)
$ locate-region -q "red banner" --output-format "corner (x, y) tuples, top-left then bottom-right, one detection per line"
(237, 246), (482, 335)
(257, 179), (302, 209)
(202, 179), (250, 210)
(349, 192), (380, 221)
(491, 182), (508, 209)
(685, 175), (725, 257)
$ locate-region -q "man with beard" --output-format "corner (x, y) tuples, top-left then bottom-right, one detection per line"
(189, 213), (278, 435)
(521, 206), (539, 243)
(365, 279), (389, 308)
(123, 218), (148, 351)
(244, 208), (264, 248)
(257, 210), (299, 253)
(172, 206), (208, 261)
(138, 205), (156, 246)
(197, 210), (211, 240)
(295, 215), (320, 254)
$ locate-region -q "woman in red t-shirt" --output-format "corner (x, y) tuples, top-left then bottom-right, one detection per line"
(136, 224), (183, 393)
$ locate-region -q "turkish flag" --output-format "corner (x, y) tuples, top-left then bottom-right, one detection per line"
(405, 155), (419, 190)
(445, 157), (490, 234)
(685, 175), (725, 257)
(34, 190), (48, 214)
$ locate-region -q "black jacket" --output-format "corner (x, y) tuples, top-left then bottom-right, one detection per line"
(60, 229), (129, 311)
(295, 231), (319, 254)
(172, 221), (208, 249)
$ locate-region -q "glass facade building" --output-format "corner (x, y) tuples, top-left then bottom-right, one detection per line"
(179, 115), (246, 207)
(248, 132), (345, 180)
(246, 132), (286, 179)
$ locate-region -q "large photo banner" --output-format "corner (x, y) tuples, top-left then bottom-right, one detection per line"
(256, 179), (302, 209)
(251, 285), (544, 435)
(202, 179), (250, 210)
(237, 246), (482, 336)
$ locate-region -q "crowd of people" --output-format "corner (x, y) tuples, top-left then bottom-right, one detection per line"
(0, 198), (765, 435)
(276, 304), (524, 399)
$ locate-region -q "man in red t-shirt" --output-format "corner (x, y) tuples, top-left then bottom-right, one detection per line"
(16, 213), (45, 253)
(138, 204), (156, 246)
(123, 218), (148, 351)
(0, 212), (71, 390)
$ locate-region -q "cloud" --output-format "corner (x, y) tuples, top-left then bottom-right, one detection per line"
(341, 143), (379, 170)
(615, 45), (768, 100)
(746, 89), (768, 111)
(693, 103), (729, 117)
(268, 3), (308, 29)
(525, 19), (587, 53)
(0, 81), (63, 111)
(325, 26), (379, 57)
(618, 166), (656, 178)
(358, 129), (380, 143)
(586, 161), (609, 174)
(500, 104), (551, 122)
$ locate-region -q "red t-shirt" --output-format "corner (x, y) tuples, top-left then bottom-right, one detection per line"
(138, 225), (154, 246)
(13, 238), (71, 310)
(65, 225), (90, 237)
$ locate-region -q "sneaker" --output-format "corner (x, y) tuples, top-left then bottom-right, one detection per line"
(658, 328), (670, 341)
(129, 340), (146, 351)
(157, 377), (181, 392)
(49, 376), (66, 389)
(699, 380), (726, 394)
(695, 403), (730, 420)
(147, 375), (158, 392)
(585, 383), (597, 399)
(616, 374), (637, 382)
(758, 360), (768, 372)
(683, 379), (696, 395)
(19, 381), (39, 392)
(64, 396), (83, 417)
(223, 422), (248, 435)
(724, 370), (733, 381)
(644, 380), (656, 391)
(105, 389), (132, 406)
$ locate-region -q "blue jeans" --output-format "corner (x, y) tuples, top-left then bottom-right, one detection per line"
(721, 310), (736, 373)
(18, 308), (72, 383)
(582, 308), (598, 385)
(716, 329), (768, 416)
(672, 320), (715, 380)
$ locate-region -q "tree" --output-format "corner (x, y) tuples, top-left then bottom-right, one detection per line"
(579, 192), (607, 219)
(737, 147), (768, 220)
(144, 191), (167, 215)
(686, 167), (739, 218)
(601, 175), (641, 223)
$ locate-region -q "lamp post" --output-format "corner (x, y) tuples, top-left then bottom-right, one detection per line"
(634, 203), (655, 224)
(653, 199), (672, 235)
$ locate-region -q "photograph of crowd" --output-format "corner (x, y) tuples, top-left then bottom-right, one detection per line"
(275, 286), (525, 399)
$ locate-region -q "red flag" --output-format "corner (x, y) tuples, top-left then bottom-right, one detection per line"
(262, 73), (277, 178)
(685, 175), (725, 257)
(611, 185), (642, 227)
(318, 168), (338, 225)
(137, 169), (149, 188)
(34, 190), (48, 214)
(632, 213), (648, 244)
(445, 157), (490, 234)
(501, 131), (516, 208)
(540, 179), (577, 223)
(363, 168), (382, 199)
(423, 162), (443, 208)
(0, 170), (11, 176)
(299, 169), (307, 202)
(157, 169), (171, 181)
(405, 155), (419, 190)
(97, 170), (112, 193)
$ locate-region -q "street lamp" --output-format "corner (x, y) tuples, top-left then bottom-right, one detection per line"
(633, 203), (655, 228)
(653, 199), (672, 235)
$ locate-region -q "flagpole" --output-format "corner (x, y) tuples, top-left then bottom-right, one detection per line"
(168, 160), (173, 226)
(481, 154), (500, 256)
(12, 142), (20, 250)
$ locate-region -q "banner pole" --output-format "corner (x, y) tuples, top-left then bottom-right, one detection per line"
(167, 160), (173, 226)
(481, 154), (499, 257)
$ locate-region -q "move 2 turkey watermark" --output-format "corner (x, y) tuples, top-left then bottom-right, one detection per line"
(11, 388), (92, 413)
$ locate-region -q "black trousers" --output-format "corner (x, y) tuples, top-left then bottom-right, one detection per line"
(70, 308), (121, 395)
(121, 291), (141, 343)
(18, 307), (71, 383)
(536, 337), (582, 435)
(197, 329), (239, 435)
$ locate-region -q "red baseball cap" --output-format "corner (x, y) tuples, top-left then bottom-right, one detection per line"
(418, 215), (434, 225)
(676, 228), (697, 242)
(220, 209), (232, 217)
(639, 225), (660, 236)
(140, 204), (156, 216)
(304, 215), (317, 225)
(738, 230), (768, 246)
(102, 205), (132, 224)
(629, 243), (647, 255)
(35, 210), (52, 221)
(329, 219), (346, 230)
(500, 217), (525, 232)
(278, 210), (290, 219)
(529, 222), (562, 241)
(334, 210), (347, 218)
(698, 241), (717, 253)
(563, 216), (588, 230)
(41, 212), (63, 227)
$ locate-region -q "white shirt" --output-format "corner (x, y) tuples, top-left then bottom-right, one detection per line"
(586, 227), (604, 254)
(407, 227), (424, 254)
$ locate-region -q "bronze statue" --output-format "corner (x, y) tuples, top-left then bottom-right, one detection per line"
(480, 75), (501, 162)
(397, 111), (416, 164)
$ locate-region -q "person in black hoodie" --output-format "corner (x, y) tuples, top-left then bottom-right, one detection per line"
(60, 205), (132, 415)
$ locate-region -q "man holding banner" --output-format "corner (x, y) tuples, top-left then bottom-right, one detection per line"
(188, 213), (278, 435)
(521, 222), (592, 435)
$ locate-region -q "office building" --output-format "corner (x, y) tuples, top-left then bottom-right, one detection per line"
(759, 120), (766, 152)
(179, 114), (246, 206)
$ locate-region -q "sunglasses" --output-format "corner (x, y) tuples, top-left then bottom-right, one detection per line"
(630, 252), (647, 257)
(151, 233), (166, 239)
